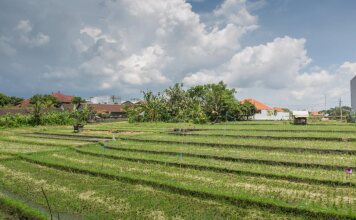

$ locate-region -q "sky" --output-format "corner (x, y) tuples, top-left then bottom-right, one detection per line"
(0, 0), (355, 110)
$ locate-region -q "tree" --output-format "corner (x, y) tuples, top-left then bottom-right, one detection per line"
(240, 101), (257, 120)
(29, 94), (57, 125)
(0, 93), (11, 107)
(126, 81), (254, 123)
(0, 93), (23, 107)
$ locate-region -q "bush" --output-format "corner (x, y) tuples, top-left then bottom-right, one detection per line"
(0, 110), (89, 128)
(0, 114), (32, 128)
(40, 111), (74, 125)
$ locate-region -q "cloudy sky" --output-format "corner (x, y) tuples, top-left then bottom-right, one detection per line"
(0, 0), (355, 110)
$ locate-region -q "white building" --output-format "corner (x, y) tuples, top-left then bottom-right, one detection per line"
(87, 96), (121, 104)
(241, 98), (290, 120)
(351, 76), (356, 111)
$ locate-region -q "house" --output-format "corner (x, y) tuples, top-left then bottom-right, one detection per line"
(292, 111), (309, 125)
(310, 111), (323, 117)
(17, 92), (74, 107)
(351, 76), (356, 111)
(85, 104), (126, 118)
(241, 98), (290, 120)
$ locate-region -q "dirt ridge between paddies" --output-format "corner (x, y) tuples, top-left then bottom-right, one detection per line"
(75, 145), (355, 187)
(119, 137), (356, 155)
(168, 132), (356, 142)
(17, 154), (356, 220)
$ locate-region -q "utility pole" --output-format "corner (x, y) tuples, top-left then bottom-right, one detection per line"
(339, 98), (343, 122)
(324, 95), (327, 112)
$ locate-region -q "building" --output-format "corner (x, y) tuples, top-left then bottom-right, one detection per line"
(17, 92), (74, 107)
(351, 76), (356, 111)
(85, 103), (125, 118)
(87, 96), (121, 104)
(292, 111), (309, 125)
(241, 98), (290, 120)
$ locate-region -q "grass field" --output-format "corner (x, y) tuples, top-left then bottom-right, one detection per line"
(0, 121), (355, 219)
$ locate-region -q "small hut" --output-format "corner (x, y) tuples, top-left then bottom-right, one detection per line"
(292, 111), (309, 125)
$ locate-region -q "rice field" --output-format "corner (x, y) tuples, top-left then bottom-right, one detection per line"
(0, 121), (355, 219)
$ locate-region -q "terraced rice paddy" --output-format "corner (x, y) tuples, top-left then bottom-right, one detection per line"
(0, 121), (355, 219)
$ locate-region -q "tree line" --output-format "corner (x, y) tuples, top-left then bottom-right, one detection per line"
(125, 81), (257, 124)
(0, 93), (23, 107)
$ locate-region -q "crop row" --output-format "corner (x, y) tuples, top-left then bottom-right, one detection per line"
(170, 132), (356, 143)
(190, 129), (356, 139)
(104, 140), (355, 168)
(76, 144), (355, 187)
(129, 133), (356, 151)
(0, 160), (292, 220)
(0, 140), (65, 155)
(20, 150), (356, 219)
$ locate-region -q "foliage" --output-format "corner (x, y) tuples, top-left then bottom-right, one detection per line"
(29, 94), (58, 125)
(71, 105), (92, 125)
(0, 114), (32, 128)
(321, 106), (352, 120)
(0, 93), (23, 107)
(127, 81), (256, 123)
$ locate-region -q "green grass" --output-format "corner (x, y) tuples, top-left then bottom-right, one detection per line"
(192, 129), (356, 139)
(0, 160), (297, 220)
(104, 140), (356, 167)
(21, 150), (356, 218)
(0, 192), (47, 220)
(128, 133), (356, 151)
(0, 121), (355, 219)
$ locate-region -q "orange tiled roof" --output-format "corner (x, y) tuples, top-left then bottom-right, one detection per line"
(273, 107), (285, 112)
(241, 98), (273, 110)
(310, 111), (323, 116)
(51, 92), (74, 103)
(18, 92), (74, 107)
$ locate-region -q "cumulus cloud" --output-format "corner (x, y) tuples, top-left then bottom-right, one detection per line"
(42, 0), (258, 93)
(183, 36), (355, 106)
(1, 0), (355, 108)
(14, 19), (50, 48)
(184, 36), (311, 89)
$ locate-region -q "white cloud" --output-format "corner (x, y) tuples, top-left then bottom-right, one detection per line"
(1, 0), (355, 109)
(42, 0), (257, 91)
(213, 0), (258, 29)
(15, 20), (32, 33)
(14, 19), (50, 48)
(184, 36), (311, 89)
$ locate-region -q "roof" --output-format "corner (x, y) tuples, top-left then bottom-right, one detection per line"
(273, 107), (285, 112)
(18, 92), (74, 107)
(51, 92), (74, 103)
(86, 104), (124, 113)
(292, 111), (309, 118)
(241, 98), (273, 110)
(310, 111), (323, 116)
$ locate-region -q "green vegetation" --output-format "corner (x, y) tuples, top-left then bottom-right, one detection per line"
(0, 93), (23, 107)
(126, 82), (257, 123)
(0, 121), (355, 219)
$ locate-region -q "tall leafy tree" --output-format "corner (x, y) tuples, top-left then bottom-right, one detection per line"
(29, 94), (57, 125)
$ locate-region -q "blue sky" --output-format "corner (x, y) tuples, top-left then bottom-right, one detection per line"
(0, 0), (355, 110)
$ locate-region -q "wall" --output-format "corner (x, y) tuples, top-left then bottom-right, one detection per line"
(253, 110), (290, 120)
(352, 76), (356, 111)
